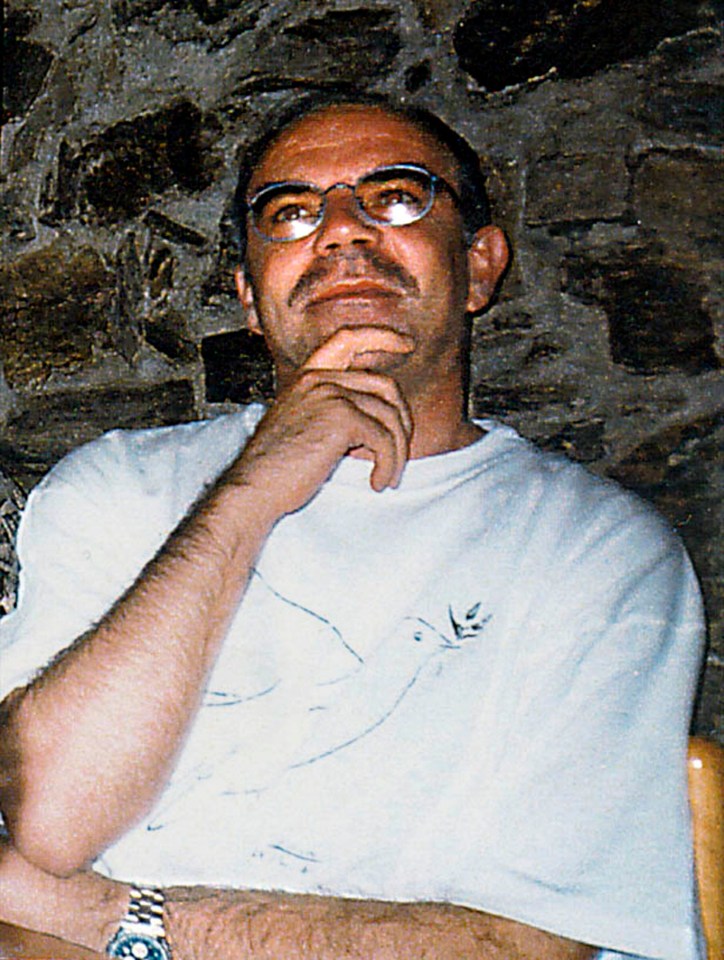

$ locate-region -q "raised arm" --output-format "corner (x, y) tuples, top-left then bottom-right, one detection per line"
(0, 328), (413, 876)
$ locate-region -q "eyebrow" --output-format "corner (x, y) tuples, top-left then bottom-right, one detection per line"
(246, 162), (459, 206)
(248, 162), (430, 191)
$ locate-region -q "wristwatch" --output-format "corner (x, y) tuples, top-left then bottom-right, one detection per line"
(106, 885), (172, 959)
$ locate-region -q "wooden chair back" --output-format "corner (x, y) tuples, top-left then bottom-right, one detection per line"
(688, 736), (724, 959)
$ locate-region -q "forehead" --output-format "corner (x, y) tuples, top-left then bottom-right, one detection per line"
(249, 105), (459, 191)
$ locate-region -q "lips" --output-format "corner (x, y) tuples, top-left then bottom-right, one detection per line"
(306, 278), (402, 306)
(288, 251), (420, 309)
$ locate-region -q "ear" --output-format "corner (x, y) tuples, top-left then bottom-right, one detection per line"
(234, 265), (263, 335)
(465, 225), (510, 314)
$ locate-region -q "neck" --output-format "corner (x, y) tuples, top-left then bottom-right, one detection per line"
(404, 385), (481, 460)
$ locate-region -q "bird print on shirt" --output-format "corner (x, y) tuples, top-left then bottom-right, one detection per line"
(145, 570), (492, 827)
(293, 601), (493, 767)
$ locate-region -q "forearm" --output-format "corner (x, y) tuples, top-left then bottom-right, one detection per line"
(2, 474), (276, 873)
(0, 845), (593, 960)
(164, 887), (595, 960)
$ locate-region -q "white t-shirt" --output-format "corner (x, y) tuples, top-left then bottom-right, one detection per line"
(0, 406), (706, 959)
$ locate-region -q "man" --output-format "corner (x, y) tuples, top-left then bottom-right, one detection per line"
(0, 93), (706, 958)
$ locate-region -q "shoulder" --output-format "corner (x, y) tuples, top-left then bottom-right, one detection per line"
(41, 404), (265, 491)
(17, 404), (266, 565)
(3, 406), (268, 675)
(475, 419), (686, 568)
(28, 405), (264, 511)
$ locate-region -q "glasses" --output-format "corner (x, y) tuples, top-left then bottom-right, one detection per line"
(246, 163), (460, 243)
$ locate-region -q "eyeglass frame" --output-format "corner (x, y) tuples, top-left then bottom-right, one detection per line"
(244, 163), (463, 243)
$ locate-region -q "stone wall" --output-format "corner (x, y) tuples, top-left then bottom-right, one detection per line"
(2, 0), (722, 741)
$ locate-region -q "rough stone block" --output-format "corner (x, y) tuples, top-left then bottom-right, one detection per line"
(112, 0), (171, 22)
(235, 9), (401, 93)
(642, 26), (723, 79)
(539, 419), (607, 463)
(637, 80), (723, 143)
(633, 152), (724, 257)
(112, 0), (261, 39)
(0, 244), (115, 387)
(144, 308), (198, 364)
(0, 189), (38, 249)
(0, 470), (25, 617)
(472, 381), (578, 417)
(3, 9), (53, 122)
(144, 210), (210, 249)
(403, 60), (433, 94)
(0, 381), (196, 484)
(202, 330), (274, 405)
(413, 0), (460, 30)
(526, 154), (629, 226)
(112, 230), (145, 362)
(610, 415), (720, 485)
(186, 0), (257, 25)
(44, 100), (216, 223)
(562, 245), (719, 374)
(454, 0), (703, 91)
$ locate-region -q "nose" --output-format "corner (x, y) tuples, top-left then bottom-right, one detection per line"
(312, 184), (380, 254)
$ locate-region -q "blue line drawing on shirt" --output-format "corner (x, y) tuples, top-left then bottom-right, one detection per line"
(251, 567), (364, 665)
(293, 603), (491, 767)
(449, 601), (492, 641)
(205, 682), (279, 707)
(292, 673), (422, 768)
(405, 603), (492, 648)
(269, 843), (320, 863)
(144, 583), (491, 830)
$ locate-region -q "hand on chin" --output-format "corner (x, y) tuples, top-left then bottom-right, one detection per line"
(303, 323), (415, 374)
(306, 299), (414, 370)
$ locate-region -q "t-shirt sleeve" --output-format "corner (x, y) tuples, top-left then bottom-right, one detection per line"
(403, 474), (706, 959)
(0, 432), (177, 696)
(0, 411), (262, 698)
(502, 524), (703, 956)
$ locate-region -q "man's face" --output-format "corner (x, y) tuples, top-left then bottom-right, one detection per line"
(238, 106), (490, 396)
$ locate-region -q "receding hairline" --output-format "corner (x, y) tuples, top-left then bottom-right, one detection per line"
(256, 102), (463, 182)
(231, 92), (492, 262)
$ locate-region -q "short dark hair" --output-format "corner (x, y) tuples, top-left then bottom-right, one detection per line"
(231, 89), (491, 264)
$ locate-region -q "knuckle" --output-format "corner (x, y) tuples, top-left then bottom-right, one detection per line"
(295, 369), (325, 388)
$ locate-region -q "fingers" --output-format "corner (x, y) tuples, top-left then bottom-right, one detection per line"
(301, 368), (413, 438)
(278, 374), (406, 491)
(302, 325), (414, 439)
(245, 327), (416, 504)
(299, 364), (413, 485)
(331, 384), (410, 490)
(304, 327), (414, 373)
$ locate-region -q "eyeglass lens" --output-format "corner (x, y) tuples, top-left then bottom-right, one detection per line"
(250, 166), (436, 241)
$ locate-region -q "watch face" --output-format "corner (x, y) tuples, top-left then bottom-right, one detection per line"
(107, 932), (170, 960)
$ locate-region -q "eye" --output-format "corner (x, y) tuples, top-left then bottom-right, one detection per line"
(360, 174), (431, 224)
(374, 187), (418, 208)
(251, 187), (323, 238)
(267, 198), (319, 225)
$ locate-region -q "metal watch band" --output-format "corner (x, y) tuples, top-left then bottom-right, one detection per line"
(123, 885), (167, 938)
(107, 885), (172, 959)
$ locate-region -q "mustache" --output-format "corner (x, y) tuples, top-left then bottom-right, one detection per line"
(288, 250), (421, 308)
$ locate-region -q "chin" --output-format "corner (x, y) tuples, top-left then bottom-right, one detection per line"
(311, 298), (407, 329)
